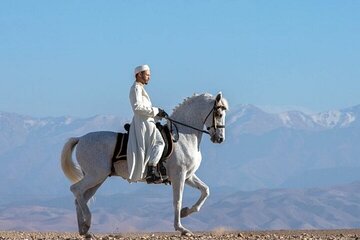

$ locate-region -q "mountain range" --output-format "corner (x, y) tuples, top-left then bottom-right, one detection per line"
(1, 103), (360, 231)
(1, 181), (360, 232)
(202, 104), (360, 190)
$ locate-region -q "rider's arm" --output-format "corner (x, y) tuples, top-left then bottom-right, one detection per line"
(131, 84), (159, 117)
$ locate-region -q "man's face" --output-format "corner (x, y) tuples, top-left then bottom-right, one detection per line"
(139, 70), (151, 85)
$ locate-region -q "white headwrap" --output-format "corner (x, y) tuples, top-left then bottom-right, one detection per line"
(134, 64), (150, 75)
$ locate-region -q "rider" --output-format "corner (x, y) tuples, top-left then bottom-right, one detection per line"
(127, 64), (168, 184)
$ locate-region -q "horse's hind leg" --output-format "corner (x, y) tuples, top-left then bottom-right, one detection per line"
(74, 180), (105, 236)
(181, 174), (209, 218)
(71, 175), (106, 235)
(74, 199), (86, 235)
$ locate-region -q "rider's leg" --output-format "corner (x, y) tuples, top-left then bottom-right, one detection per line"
(146, 130), (165, 183)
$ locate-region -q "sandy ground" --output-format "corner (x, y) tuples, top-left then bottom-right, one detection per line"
(1, 229), (360, 240)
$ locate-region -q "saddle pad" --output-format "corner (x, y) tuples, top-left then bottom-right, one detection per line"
(112, 133), (129, 163)
(110, 124), (174, 176)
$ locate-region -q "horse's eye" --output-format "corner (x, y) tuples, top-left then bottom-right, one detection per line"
(215, 112), (222, 118)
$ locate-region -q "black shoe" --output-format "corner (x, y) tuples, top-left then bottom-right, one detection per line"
(146, 166), (161, 184)
(159, 165), (169, 181)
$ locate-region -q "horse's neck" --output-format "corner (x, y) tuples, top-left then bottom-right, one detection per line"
(170, 113), (202, 148)
(170, 97), (211, 143)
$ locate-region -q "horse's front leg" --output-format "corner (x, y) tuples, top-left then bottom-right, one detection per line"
(172, 172), (192, 236)
(181, 174), (209, 218)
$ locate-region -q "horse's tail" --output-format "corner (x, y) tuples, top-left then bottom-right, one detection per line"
(61, 137), (83, 184)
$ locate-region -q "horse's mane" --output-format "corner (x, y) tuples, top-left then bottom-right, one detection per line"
(172, 93), (214, 116)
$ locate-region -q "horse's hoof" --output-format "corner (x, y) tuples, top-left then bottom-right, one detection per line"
(79, 223), (90, 236)
(83, 233), (95, 239)
(180, 207), (190, 218)
(181, 231), (193, 237)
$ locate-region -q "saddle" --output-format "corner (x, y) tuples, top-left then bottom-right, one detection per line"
(110, 123), (174, 177)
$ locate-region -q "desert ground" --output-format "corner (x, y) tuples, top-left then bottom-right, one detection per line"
(1, 229), (360, 240)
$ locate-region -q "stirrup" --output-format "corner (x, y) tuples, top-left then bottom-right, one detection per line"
(146, 174), (162, 184)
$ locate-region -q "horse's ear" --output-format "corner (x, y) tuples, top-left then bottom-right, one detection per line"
(216, 92), (222, 102)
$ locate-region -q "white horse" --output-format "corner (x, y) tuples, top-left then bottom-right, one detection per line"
(61, 92), (228, 237)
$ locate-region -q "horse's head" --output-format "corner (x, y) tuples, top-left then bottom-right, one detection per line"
(204, 92), (229, 143)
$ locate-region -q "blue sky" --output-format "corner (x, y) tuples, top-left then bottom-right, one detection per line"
(1, 0), (359, 118)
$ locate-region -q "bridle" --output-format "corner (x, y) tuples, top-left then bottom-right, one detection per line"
(165, 100), (226, 140)
(203, 101), (226, 132)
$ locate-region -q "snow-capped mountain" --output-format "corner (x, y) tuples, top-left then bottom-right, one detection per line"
(311, 105), (359, 128)
(0, 111), (130, 198)
(227, 104), (360, 136)
(1, 104), (360, 198)
(201, 104), (360, 191)
(1, 105), (360, 231)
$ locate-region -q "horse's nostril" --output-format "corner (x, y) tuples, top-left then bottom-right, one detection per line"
(219, 138), (224, 143)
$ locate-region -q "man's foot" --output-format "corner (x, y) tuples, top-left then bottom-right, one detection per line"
(159, 165), (169, 181)
(146, 166), (162, 184)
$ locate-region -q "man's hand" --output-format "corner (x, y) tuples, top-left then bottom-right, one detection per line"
(157, 108), (168, 118)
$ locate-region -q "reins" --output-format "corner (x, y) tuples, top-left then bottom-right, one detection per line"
(165, 116), (210, 135)
(164, 100), (226, 140)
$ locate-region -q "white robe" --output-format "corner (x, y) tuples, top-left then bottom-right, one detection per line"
(127, 81), (164, 182)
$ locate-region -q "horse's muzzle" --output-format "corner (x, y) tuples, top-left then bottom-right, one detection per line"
(211, 136), (224, 143)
